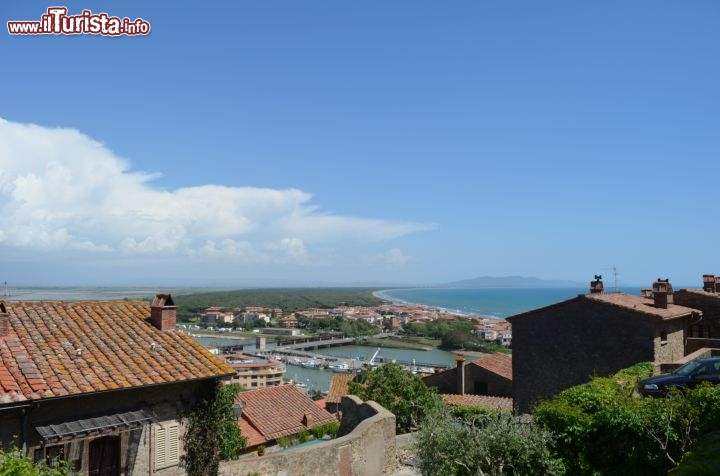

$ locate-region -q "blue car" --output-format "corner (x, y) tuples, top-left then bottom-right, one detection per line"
(639, 357), (720, 397)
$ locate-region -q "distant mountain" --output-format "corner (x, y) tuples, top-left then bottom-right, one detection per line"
(439, 275), (585, 289)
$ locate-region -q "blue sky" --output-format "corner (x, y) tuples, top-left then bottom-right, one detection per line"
(1, 1), (718, 287)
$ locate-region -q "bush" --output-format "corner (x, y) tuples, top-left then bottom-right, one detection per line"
(276, 436), (291, 448)
(415, 406), (564, 475)
(0, 447), (72, 476)
(348, 363), (443, 433)
(533, 362), (720, 475)
(296, 430), (310, 444)
(311, 422), (340, 439)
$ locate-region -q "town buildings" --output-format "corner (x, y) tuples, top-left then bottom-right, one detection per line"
(0, 294), (233, 475)
(222, 353), (285, 389)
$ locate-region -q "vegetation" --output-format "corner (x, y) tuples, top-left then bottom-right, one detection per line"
(183, 383), (246, 476)
(174, 288), (384, 322)
(311, 422), (340, 439)
(0, 447), (73, 476)
(402, 319), (509, 352)
(298, 316), (380, 337)
(359, 336), (431, 351)
(415, 406), (564, 476)
(533, 362), (720, 475)
(348, 362), (442, 433)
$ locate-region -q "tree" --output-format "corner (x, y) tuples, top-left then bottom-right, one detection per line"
(183, 383), (246, 476)
(415, 406), (564, 476)
(348, 363), (442, 433)
(0, 447), (71, 476)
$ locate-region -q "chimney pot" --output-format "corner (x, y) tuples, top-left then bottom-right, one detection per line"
(652, 279), (674, 309)
(150, 293), (176, 331)
(0, 301), (9, 337)
(590, 275), (604, 294)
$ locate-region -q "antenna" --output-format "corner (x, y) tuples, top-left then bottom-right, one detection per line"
(601, 267), (620, 292)
(3, 281), (6, 298)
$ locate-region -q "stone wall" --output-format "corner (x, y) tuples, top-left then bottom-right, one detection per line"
(220, 396), (396, 476)
(674, 290), (720, 339)
(509, 297), (661, 413)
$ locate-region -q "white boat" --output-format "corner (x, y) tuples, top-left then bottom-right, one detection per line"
(329, 363), (352, 373)
(301, 359), (321, 368)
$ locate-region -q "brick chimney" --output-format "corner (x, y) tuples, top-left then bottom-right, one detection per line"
(456, 354), (466, 395)
(703, 275), (717, 293)
(652, 279), (673, 309)
(0, 301), (9, 337)
(150, 293), (176, 331)
(302, 413), (314, 428)
(590, 275), (604, 294)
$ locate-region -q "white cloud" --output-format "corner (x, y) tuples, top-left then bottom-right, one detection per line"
(0, 118), (433, 264)
(366, 248), (415, 269)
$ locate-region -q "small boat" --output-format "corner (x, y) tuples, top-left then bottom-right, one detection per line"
(329, 363), (352, 373)
(301, 359), (321, 368)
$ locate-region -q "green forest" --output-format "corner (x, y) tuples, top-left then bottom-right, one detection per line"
(173, 287), (385, 322)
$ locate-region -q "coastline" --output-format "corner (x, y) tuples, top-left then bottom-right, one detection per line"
(374, 288), (495, 320)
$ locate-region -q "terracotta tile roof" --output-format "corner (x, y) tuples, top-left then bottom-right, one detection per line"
(509, 293), (700, 322)
(680, 288), (720, 300)
(238, 417), (267, 447)
(326, 373), (355, 404)
(237, 385), (336, 444)
(442, 393), (513, 410)
(470, 353), (512, 381)
(0, 300), (234, 404)
(583, 293), (699, 320)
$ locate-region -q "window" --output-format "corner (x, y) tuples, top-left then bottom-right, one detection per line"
(660, 330), (668, 345)
(155, 423), (179, 469)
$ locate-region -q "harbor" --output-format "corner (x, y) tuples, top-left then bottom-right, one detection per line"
(194, 335), (457, 393)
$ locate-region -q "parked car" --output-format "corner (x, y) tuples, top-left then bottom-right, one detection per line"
(639, 357), (720, 397)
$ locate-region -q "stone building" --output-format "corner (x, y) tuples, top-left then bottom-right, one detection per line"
(674, 274), (720, 353)
(0, 295), (233, 475)
(507, 277), (701, 413)
(423, 353), (512, 398)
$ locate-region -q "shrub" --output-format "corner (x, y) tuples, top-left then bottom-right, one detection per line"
(415, 405), (564, 475)
(296, 430), (310, 444)
(348, 363), (443, 433)
(276, 436), (291, 448)
(0, 447), (72, 476)
(311, 422), (340, 438)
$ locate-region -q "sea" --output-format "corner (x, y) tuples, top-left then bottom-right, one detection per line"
(376, 286), (644, 319)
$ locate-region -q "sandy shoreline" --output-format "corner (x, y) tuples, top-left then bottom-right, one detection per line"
(373, 289), (495, 320)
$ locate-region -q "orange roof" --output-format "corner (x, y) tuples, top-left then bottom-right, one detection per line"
(471, 353), (512, 381)
(0, 300), (234, 404)
(326, 373), (355, 404)
(442, 393), (513, 410)
(236, 385), (336, 444)
(238, 417), (267, 447)
(509, 293), (700, 322)
(583, 293), (699, 320)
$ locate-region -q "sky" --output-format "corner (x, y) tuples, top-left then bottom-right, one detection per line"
(1, 1), (719, 287)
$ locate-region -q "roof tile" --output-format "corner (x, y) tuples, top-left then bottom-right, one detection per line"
(0, 300), (234, 403)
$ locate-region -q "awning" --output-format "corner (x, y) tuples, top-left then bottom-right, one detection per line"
(35, 409), (152, 443)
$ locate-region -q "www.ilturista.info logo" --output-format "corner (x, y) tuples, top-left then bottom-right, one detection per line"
(7, 7), (151, 36)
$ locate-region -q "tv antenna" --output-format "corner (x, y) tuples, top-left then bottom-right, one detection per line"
(3, 281), (6, 298)
(601, 267), (619, 292)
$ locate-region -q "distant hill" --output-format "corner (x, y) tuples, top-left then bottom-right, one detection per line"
(439, 276), (585, 289)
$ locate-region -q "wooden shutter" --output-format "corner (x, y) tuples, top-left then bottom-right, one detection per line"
(155, 423), (179, 469)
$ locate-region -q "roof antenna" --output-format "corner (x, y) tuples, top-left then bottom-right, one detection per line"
(3, 281), (7, 298)
(601, 267), (620, 292)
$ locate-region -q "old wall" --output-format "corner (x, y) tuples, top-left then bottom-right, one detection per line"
(509, 297), (658, 413)
(220, 396), (396, 476)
